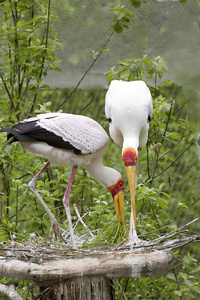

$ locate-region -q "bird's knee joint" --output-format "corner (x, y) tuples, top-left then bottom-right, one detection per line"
(28, 180), (35, 190)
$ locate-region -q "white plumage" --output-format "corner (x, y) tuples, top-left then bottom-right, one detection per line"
(105, 80), (153, 242)
(106, 80), (153, 154)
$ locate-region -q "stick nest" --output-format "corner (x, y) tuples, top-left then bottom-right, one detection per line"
(0, 219), (199, 264)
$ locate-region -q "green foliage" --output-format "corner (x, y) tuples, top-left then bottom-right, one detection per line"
(106, 52), (167, 84)
(1, 55), (199, 300)
(128, 0), (141, 9)
(0, 0), (199, 299)
(0, 0), (60, 120)
(113, 251), (200, 300)
(109, 5), (135, 34)
(105, 46), (200, 299)
(0, 0), (61, 244)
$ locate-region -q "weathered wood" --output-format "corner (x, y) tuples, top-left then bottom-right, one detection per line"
(0, 251), (175, 285)
(40, 277), (114, 300)
(0, 222), (198, 299)
(0, 283), (23, 300)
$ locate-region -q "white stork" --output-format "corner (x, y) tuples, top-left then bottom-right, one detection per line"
(0, 113), (124, 248)
(105, 80), (153, 242)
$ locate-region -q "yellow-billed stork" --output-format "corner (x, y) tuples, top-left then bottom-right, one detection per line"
(0, 113), (124, 248)
(105, 80), (153, 242)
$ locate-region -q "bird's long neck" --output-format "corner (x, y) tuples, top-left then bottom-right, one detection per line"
(85, 159), (121, 189)
(122, 135), (139, 155)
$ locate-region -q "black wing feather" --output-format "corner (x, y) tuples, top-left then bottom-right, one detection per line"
(2, 120), (82, 154)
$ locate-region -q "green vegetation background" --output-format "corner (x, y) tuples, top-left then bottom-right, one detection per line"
(0, 0), (199, 299)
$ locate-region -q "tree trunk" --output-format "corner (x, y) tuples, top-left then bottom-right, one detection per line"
(40, 277), (114, 300)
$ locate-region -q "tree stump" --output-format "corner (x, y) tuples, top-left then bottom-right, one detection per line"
(40, 277), (114, 300)
(0, 249), (176, 299)
(0, 221), (199, 299)
(0, 251), (175, 282)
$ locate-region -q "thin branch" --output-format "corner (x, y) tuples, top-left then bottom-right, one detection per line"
(172, 268), (183, 300)
(156, 136), (183, 162)
(150, 96), (174, 183)
(151, 218), (198, 244)
(30, 0), (51, 114)
(192, 197), (200, 206)
(161, 97), (174, 144)
(20, 5), (35, 100)
(174, 98), (190, 116)
(32, 285), (56, 300)
(113, 279), (128, 300)
(152, 140), (195, 180)
(73, 204), (94, 238)
(0, 73), (12, 101)
(146, 143), (151, 181)
(166, 237), (197, 251)
(82, 99), (94, 112)
(176, 162), (196, 182)
(56, 24), (118, 111)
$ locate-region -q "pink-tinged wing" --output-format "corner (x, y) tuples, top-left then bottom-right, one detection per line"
(12, 113), (109, 154)
(35, 113), (109, 154)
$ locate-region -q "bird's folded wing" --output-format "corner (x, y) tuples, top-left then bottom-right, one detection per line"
(14, 114), (109, 155)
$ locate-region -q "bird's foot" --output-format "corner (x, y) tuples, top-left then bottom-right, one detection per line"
(126, 233), (149, 249)
(50, 218), (67, 244)
(125, 235), (141, 247)
(64, 206), (77, 250)
(124, 228), (142, 248)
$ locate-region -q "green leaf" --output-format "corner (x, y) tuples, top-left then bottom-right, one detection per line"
(95, 205), (104, 214)
(171, 132), (180, 140)
(157, 197), (168, 209)
(177, 202), (188, 209)
(128, 0), (141, 8)
(174, 291), (182, 296)
(192, 286), (200, 294)
(113, 23), (123, 34)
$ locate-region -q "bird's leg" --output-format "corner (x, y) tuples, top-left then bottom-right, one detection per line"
(63, 165), (77, 249)
(129, 206), (138, 242)
(28, 161), (62, 240)
(129, 148), (140, 243)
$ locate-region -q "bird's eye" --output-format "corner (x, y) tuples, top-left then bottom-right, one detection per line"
(107, 118), (112, 123)
(148, 115), (151, 123)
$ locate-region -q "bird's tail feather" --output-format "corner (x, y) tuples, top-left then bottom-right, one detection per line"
(0, 126), (13, 150)
(2, 137), (15, 150)
(0, 126), (12, 133)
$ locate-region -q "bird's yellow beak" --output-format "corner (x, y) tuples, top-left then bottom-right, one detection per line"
(123, 148), (137, 229)
(125, 165), (137, 229)
(113, 190), (124, 224)
(107, 178), (124, 225)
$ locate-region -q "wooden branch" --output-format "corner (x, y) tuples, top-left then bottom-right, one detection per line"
(0, 283), (23, 300)
(0, 251), (175, 285)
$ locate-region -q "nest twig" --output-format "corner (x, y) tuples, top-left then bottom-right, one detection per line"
(0, 218), (199, 264)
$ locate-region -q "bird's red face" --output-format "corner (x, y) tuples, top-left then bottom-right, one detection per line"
(123, 148), (137, 229)
(123, 148), (137, 166)
(107, 178), (124, 225)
